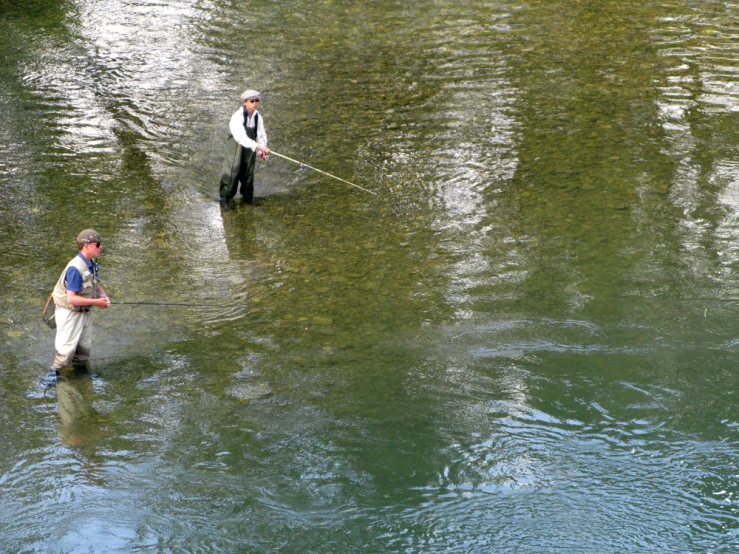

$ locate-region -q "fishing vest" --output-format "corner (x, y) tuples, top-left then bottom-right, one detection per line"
(52, 255), (99, 311)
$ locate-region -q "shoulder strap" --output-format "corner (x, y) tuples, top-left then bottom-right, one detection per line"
(243, 110), (259, 131)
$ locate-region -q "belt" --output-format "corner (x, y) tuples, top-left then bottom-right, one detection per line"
(74, 306), (91, 313)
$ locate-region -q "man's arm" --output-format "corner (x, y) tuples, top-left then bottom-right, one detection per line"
(230, 109), (258, 151)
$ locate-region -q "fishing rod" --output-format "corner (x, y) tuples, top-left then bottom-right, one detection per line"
(40, 297), (211, 329)
(110, 301), (212, 307)
(270, 151), (378, 196)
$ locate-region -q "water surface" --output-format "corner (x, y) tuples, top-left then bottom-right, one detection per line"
(2, 0), (739, 551)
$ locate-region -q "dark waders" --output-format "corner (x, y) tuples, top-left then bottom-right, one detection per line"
(219, 113), (259, 204)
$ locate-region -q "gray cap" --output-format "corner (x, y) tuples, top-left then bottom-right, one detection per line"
(77, 229), (103, 244)
(239, 89), (260, 102)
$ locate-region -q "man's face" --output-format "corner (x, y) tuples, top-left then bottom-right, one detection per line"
(82, 241), (102, 259)
(243, 97), (259, 115)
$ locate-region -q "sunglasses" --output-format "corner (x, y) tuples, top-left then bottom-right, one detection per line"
(246, 98), (260, 103)
(93, 242), (101, 248)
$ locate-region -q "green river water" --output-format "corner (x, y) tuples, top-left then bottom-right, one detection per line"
(2, 0), (739, 551)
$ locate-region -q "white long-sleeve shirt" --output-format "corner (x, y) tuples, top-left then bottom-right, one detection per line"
(229, 107), (268, 151)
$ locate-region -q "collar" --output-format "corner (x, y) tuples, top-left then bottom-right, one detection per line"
(77, 252), (96, 271)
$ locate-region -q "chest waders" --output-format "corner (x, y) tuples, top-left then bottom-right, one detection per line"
(50, 256), (100, 370)
(219, 112), (259, 203)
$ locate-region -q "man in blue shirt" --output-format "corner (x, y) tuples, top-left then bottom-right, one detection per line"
(51, 230), (110, 372)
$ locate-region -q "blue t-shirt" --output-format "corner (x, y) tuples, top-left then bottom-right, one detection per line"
(65, 253), (96, 293)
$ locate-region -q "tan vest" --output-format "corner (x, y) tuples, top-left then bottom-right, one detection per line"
(53, 255), (99, 311)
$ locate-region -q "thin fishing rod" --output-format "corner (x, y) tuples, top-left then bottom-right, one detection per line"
(110, 301), (212, 307)
(270, 151), (377, 195)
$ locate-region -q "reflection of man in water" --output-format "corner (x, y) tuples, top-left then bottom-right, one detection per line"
(221, 199), (259, 261)
(50, 229), (110, 373)
(56, 367), (97, 449)
(55, 366), (109, 472)
(219, 89), (270, 209)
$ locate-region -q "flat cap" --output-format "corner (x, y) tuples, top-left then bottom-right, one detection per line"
(77, 229), (103, 244)
(239, 89), (260, 102)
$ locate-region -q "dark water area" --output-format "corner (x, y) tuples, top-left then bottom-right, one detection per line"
(2, 0), (739, 551)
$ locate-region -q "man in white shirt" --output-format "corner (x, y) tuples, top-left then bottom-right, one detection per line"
(219, 89), (270, 208)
